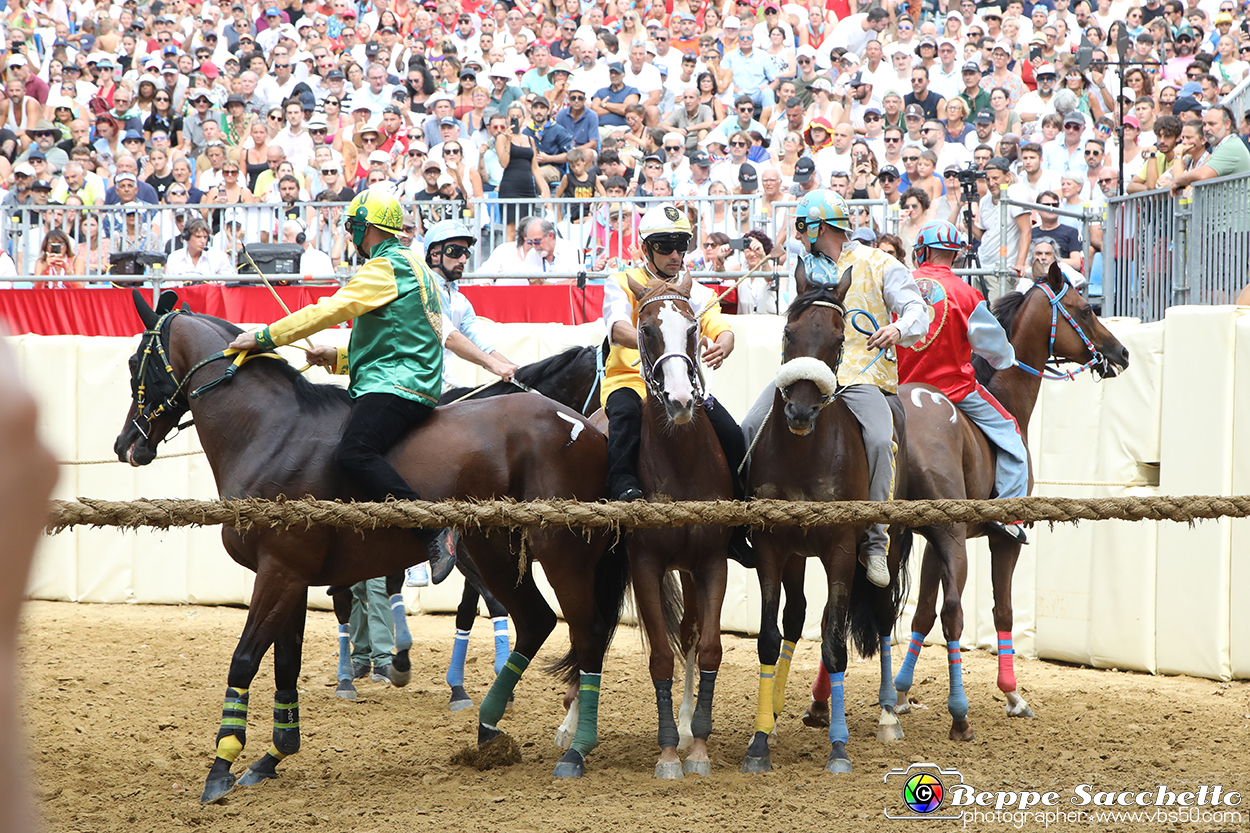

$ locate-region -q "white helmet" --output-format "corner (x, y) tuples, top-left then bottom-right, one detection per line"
(637, 203), (694, 242)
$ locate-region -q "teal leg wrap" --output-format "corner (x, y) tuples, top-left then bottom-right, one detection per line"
(479, 651), (529, 729)
(894, 631), (925, 693)
(570, 671), (601, 756)
(947, 641), (969, 722)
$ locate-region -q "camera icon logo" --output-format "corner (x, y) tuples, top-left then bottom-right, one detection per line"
(884, 763), (965, 820)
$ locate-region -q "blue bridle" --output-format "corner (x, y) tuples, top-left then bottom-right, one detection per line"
(1012, 279), (1105, 381)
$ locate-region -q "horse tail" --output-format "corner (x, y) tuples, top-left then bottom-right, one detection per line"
(545, 534), (632, 685)
(848, 527), (914, 659)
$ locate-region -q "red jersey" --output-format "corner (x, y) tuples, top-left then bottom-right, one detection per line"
(898, 263), (1010, 403)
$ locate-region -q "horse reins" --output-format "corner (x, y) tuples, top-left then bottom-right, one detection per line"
(635, 292), (706, 406)
(1012, 280), (1104, 381)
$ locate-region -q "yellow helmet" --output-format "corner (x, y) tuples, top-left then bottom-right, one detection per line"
(345, 186), (405, 237)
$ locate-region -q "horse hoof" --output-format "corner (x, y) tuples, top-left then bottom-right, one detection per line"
(654, 761), (684, 780)
(740, 755), (772, 774)
(553, 749), (586, 779)
(683, 758), (711, 776)
(335, 680), (358, 700)
(950, 724), (976, 742)
(877, 722), (905, 743)
(449, 686), (474, 712)
(387, 665), (412, 688)
(237, 767), (278, 788)
(1006, 703), (1035, 718)
(801, 701), (830, 728)
(478, 723), (502, 745)
(199, 774), (236, 805)
(824, 755), (853, 774)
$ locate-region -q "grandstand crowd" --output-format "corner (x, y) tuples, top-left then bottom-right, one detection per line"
(0, 0), (1247, 299)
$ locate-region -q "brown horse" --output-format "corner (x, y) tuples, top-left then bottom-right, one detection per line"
(113, 292), (629, 801)
(620, 274), (733, 779)
(889, 264), (1130, 740)
(742, 266), (912, 774)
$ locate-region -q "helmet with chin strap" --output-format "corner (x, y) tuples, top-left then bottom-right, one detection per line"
(344, 185), (404, 251)
(795, 189), (853, 246)
(638, 202), (693, 247)
(424, 219), (474, 258)
(913, 220), (964, 265)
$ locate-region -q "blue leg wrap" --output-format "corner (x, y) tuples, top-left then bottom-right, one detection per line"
(336, 624), (352, 682)
(390, 593), (412, 652)
(446, 629), (470, 688)
(827, 671), (848, 746)
(947, 640), (969, 722)
(878, 637), (896, 710)
(492, 616), (510, 676)
(894, 631), (925, 693)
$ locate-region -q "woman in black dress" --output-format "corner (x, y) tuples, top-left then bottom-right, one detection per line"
(494, 103), (549, 242)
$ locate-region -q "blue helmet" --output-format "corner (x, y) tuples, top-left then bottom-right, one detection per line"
(913, 221), (964, 265)
(795, 189), (853, 244)
(424, 219), (474, 253)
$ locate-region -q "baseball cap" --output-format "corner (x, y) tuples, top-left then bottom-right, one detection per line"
(265, 5), (280, 13)
(852, 227), (877, 244)
(1172, 96), (1204, 115)
(975, 110), (993, 124)
(608, 61), (625, 74)
(793, 156), (815, 182)
(368, 150), (391, 164)
(985, 156), (1012, 172)
(992, 39), (1013, 53)
(383, 104), (404, 115)
(1062, 111), (1085, 125)
(1036, 63), (1056, 77)
(738, 162), (758, 192)
(31, 179), (53, 191)
(904, 103), (925, 118)
(691, 150), (712, 167)
(981, 5), (1003, 17)
(26, 148), (46, 161)
(962, 61), (983, 73)
(723, 15), (741, 28)
(878, 164), (900, 178)
(6, 54), (27, 68)
(850, 70), (869, 86)
(123, 129), (144, 141)
(864, 105), (882, 117)
(423, 157), (442, 171)
(115, 171), (138, 183)
(438, 116), (458, 126)
(327, 68), (345, 79)
(1123, 114), (1141, 128)
(1179, 81), (1203, 98)
(12, 162), (35, 177)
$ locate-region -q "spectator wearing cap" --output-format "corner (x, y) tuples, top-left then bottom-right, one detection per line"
(6, 54), (49, 106)
(376, 105), (410, 157)
(958, 61), (991, 117)
(591, 62), (641, 131)
(670, 12), (700, 55)
(675, 149), (714, 198)
(431, 115), (479, 170)
(790, 45), (825, 108)
(724, 24), (780, 113)
(983, 41), (1028, 107)
(158, 61), (189, 113)
(556, 82), (601, 152)
(15, 120), (69, 172)
(181, 89), (217, 159)
(753, 2), (796, 53)
(930, 38), (963, 99)
(846, 71), (884, 133)
(1163, 26), (1199, 83)
(1018, 63), (1059, 125)
(964, 156), (1031, 299)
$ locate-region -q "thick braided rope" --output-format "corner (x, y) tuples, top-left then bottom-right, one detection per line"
(43, 495), (1250, 535)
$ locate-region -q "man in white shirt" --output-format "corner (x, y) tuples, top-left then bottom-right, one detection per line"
(164, 219), (236, 279)
(570, 42), (609, 97)
(282, 219), (334, 276)
(967, 157), (1031, 299)
(921, 118), (972, 170)
(351, 62), (395, 117)
(930, 39), (963, 99)
(623, 40), (663, 125)
(272, 99), (316, 171)
(819, 8), (890, 65)
(521, 217), (580, 276)
(1017, 63), (1059, 124)
(264, 53), (301, 112)
(1015, 141), (1062, 202)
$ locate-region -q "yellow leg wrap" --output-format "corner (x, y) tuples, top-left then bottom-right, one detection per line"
(754, 664), (776, 735)
(772, 641), (797, 717)
(216, 734), (244, 763)
(267, 744), (287, 762)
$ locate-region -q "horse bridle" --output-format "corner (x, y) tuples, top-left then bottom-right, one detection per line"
(131, 311), (281, 439)
(778, 299), (847, 410)
(635, 293), (706, 406)
(1012, 279), (1105, 381)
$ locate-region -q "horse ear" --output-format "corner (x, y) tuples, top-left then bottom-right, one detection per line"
(676, 272), (693, 295)
(795, 261), (811, 297)
(834, 266), (854, 302)
(1045, 261), (1065, 295)
(627, 275), (648, 301)
(156, 290), (180, 314)
(133, 289), (159, 329)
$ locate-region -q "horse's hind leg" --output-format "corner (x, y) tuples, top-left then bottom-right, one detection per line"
(447, 560), (485, 712)
(683, 550), (727, 776)
(990, 537), (1034, 718)
(331, 587), (359, 701)
(385, 572), (412, 687)
(873, 532), (907, 743)
(676, 573), (699, 753)
(895, 536), (942, 713)
(201, 563), (308, 804)
(239, 589), (308, 788)
(820, 536), (856, 775)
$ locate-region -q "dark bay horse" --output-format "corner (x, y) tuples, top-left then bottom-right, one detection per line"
(329, 345), (604, 706)
(743, 266), (911, 774)
(890, 265), (1130, 740)
(114, 293), (628, 800)
(618, 274), (733, 779)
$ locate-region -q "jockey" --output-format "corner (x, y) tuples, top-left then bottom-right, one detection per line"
(899, 221), (1030, 544)
(601, 203), (749, 525)
(783, 189), (930, 587)
(227, 185), (455, 575)
(423, 219), (520, 390)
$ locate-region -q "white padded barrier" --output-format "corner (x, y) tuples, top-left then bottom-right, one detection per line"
(8, 304), (1247, 680)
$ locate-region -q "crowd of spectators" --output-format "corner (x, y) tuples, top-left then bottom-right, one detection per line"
(0, 0), (1247, 297)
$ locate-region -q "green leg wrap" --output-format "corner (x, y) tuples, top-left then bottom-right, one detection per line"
(479, 651), (530, 729)
(271, 689), (300, 758)
(570, 672), (601, 756)
(214, 686), (249, 763)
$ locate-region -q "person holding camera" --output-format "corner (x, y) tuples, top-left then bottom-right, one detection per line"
(495, 102), (548, 242)
(34, 228), (85, 288)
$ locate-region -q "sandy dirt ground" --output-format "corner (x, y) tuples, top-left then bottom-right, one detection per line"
(19, 601), (1250, 833)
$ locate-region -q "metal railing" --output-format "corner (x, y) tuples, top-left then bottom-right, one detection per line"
(1220, 72), (1250, 124)
(1104, 172), (1250, 321)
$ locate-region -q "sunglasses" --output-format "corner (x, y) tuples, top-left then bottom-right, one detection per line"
(440, 242), (471, 258)
(1098, 177), (1116, 184)
(321, 169), (339, 175)
(168, 187), (187, 195)
(1039, 201), (1059, 207)
(446, 148), (462, 155)
(155, 95), (170, 101)
(223, 169), (240, 174)
(648, 239), (688, 255)
(1085, 149), (1102, 155)
(523, 237), (545, 246)
(665, 145), (682, 152)
(568, 94), (585, 101)
(902, 156), (919, 162)
(730, 140), (747, 146)
(269, 114), (284, 121)
(884, 137), (901, 143)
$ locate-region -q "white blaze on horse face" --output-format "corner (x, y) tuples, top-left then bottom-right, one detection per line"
(910, 387), (958, 424)
(656, 301), (695, 409)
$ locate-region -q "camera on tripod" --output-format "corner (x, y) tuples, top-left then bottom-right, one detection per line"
(953, 164), (987, 199)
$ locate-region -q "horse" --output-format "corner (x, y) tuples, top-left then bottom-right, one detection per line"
(890, 265), (1130, 738)
(113, 292), (629, 802)
(741, 266), (912, 775)
(586, 274), (733, 779)
(328, 345), (604, 706)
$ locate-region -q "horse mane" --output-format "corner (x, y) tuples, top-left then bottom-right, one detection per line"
(439, 345), (594, 407)
(191, 312), (351, 412)
(786, 284), (845, 319)
(972, 287), (1031, 386)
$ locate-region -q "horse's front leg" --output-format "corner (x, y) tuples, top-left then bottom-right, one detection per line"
(631, 554), (682, 779)
(682, 546), (726, 776)
(821, 540), (855, 775)
(239, 588), (308, 789)
(742, 534), (785, 774)
(201, 557), (309, 804)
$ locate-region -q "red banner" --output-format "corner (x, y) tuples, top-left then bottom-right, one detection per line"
(0, 284), (606, 337)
